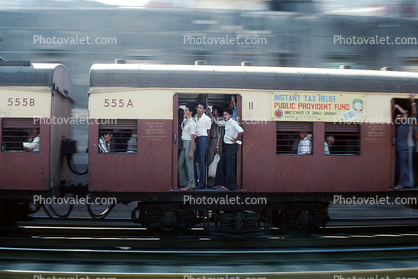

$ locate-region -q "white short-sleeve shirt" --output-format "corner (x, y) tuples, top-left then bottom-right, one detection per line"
(297, 137), (312, 154)
(223, 118), (244, 144)
(195, 114), (211, 137)
(181, 117), (196, 141)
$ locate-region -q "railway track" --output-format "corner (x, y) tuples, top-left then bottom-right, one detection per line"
(2, 268), (418, 279)
(1, 241), (418, 278)
(9, 215), (418, 238)
(2, 241), (418, 259)
(3, 217), (418, 278)
(0, 216), (417, 250)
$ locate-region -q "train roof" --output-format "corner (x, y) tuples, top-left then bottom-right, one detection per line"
(0, 62), (71, 97)
(90, 64), (418, 94)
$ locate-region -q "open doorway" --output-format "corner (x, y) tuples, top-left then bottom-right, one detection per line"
(392, 97), (417, 188)
(172, 93), (242, 190)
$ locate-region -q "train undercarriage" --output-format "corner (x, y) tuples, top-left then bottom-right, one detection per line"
(3, 188), (417, 238)
(0, 189), (331, 238)
(130, 201), (330, 237)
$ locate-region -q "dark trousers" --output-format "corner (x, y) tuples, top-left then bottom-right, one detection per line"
(215, 143), (238, 190)
(194, 136), (209, 187)
(397, 149), (412, 187)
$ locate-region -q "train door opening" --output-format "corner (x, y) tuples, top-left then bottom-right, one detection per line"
(392, 97), (418, 188)
(173, 93), (242, 190)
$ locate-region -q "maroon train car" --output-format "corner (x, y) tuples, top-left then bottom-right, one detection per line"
(88, 63), (418, 236)
(0, 61), (73, 227)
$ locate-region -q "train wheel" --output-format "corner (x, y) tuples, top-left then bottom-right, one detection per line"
(281, 202), (330, 238)
(285, 211), (317, 237)
(146, 209), (194, 239)
(282, 210), (317, 238)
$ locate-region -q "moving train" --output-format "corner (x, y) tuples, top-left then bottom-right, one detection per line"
(0, 60), (73, 228)
(1, 59), (418, 236)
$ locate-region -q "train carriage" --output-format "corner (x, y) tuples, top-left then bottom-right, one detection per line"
(87, 62), (418, 236)
(0, 61), (73, 227)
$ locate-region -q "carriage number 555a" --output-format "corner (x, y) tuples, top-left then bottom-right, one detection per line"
(104, 99), (134, 108)
(8, 98), (35, 107)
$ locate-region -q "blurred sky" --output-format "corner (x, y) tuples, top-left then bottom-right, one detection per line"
(91, 0), (150, 6)
(90, 0), (401, 14)
(91, 0), (394, 8)
(0, 0), (410, 14)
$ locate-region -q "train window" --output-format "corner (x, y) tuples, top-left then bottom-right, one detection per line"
(276, 122), (313, 155)
(325, 123), (360, 155)
(1, 118), (40, 152)
(98, 120), (137, 153)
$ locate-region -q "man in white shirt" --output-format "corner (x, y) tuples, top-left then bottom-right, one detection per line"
(194, 102), (212, 188)
(23, 128), (40, 152)
(214, 107), (244, 190)
(178, 104), (196, 191)
(297, 131), (311, 155)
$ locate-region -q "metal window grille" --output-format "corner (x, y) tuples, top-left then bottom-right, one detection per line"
(2, 118), (40, 152)
(98, 119), (137, 153)
(325, 123), (360, 155)
(276, 122), (313, 155)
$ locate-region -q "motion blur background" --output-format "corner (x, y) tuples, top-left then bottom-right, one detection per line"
(1, 0), (417, 168)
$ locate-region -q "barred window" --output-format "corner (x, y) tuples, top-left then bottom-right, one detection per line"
(325, 123), (360, 155)
(276, 122), (313, 155)
(2, 118), (40, 152)
(98, 120), (137, 154)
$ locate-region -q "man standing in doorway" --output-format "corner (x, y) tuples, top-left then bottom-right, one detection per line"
(215, 107), (244, 191)
(194, 102), (211, 188)
(393, 93), (416, 189)
(229, 95), (237, 121)
(178, 104), (196, 191)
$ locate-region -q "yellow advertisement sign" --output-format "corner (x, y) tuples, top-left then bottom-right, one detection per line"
(272, 92), (365, 122)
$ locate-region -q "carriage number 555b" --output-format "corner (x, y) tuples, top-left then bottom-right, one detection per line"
(8, 98), (35, 107)
(104, 99), (134, 108)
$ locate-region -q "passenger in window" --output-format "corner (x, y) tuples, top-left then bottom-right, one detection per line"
(23, 128), (40, 152)
(178, 104), (197, 191)
(324, 135), (335, 155)
(214, 107), (244, 191)
(99, 133), (113, 153)
(193, 102), (211, 189)
(229, 95), (237, 121)
(297, 131), (312, 155)
(207, 105), (224, 187)
(393, 93), (416, 189)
